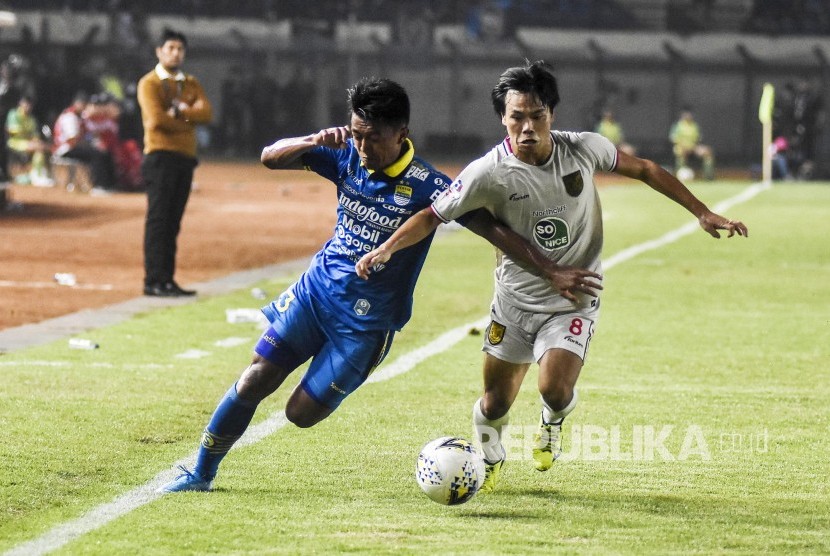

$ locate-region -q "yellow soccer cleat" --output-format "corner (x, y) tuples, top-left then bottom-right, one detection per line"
(480, 458), (504, 494)
(532, 414), (563, 472)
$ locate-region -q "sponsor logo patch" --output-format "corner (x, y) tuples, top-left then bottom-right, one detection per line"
(509, 192), (529, 201)
(563, 335), (585, 348)
(533, 217), (571, 250)
(404, 165), (429, 181)
(487, 320), (506, 345)
(354, 298), (371, 316)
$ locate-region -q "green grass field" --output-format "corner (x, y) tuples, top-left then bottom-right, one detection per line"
(2, 180), (829, 554)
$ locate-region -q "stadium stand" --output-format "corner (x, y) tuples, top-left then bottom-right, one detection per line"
(0, 1), (826, 176)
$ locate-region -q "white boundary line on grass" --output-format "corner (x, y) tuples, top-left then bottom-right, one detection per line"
(5, 181), (769, 556)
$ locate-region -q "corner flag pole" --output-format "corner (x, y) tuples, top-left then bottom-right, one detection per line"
(758, 83), (775, 184)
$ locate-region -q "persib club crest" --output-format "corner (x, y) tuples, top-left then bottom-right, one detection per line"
(534, 217), (570, 250)
(393, 184), (413, 206)
(562, 171), (583, 197)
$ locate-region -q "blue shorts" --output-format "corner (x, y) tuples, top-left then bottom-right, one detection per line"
(256, 280), (394, 410)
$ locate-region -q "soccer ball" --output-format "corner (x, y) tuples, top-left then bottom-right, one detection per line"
(676, 166), (695, 182)
(415, 436), (485, 505)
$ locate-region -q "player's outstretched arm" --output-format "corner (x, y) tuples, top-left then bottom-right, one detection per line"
(614, 151), (749, 239)
(355, 208), (441, 279)
(463, 209), (602, 302)
(261, 126), (351, 170)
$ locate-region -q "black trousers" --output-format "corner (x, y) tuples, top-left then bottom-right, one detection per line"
(142, 150), (197, 286)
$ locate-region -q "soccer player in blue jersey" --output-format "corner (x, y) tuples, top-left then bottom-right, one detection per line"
(158, 77), (568, 493)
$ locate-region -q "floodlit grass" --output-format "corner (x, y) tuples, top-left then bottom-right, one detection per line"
(1, 180), (829, 554)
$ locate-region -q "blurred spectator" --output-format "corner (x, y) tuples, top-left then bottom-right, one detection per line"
(595, 109), (636, 156)
(770, 135), (793, 180)
(0, 54), (37, 182)
(52, 91), (117, 190)
(84, 93), (142, 189)
(465, 0), (511, 42)
(789, 79), (825, 179)
(219, 70), (250, 157)
(5, 96), (52, 186)
(669, 109), (715, 180)
(119, 82), (143, 147)
(0, 59), (21, 181)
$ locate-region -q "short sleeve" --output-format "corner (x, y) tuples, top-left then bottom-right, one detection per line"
(301, 144), (347, 183)
(431, 155), (496, 223)
(577, 132), (618, 172)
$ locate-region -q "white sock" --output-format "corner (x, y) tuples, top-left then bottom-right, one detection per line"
(541, 389), (578, 424)
(472, 397), (508, 463)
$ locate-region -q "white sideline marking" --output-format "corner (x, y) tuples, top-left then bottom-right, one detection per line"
(174, 349), (212, 360)
(0, 280), (116, 291)
(5, 182), (767, 556)
(0, 361), (175, 370)
(214, 337), (251, 348)
(604, 181), (768, 269)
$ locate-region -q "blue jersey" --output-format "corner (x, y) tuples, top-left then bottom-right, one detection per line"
(280, 139), (452, 331)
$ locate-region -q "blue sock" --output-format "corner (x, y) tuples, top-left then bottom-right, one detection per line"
(194, 382), (258, 480)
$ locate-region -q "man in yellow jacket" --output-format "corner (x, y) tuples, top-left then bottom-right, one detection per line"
(138, 29), (212, 297)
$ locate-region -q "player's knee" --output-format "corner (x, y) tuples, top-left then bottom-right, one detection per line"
(285, 405), (317, 428)
(541, 383), (574, 412)
(285, 386), (333, 428)
(481, 394), (510, 421)
(284, 402), (327, 428)
(236, 357), (285, 403)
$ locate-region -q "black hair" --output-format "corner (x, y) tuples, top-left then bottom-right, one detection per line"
(347, 77), (409, 129)
(491, 60), (560, 117)
(158, 28), (187, 49)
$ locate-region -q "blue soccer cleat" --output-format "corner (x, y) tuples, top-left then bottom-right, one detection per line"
(157, 465), (213, 493)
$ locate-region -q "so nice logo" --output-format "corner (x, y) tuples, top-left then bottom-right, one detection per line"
(534, 217), (570, 250)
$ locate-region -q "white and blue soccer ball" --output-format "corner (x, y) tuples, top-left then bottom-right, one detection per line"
(415, 436), (485, 505)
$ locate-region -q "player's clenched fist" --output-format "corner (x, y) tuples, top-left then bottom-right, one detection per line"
(314, 126), (351, 149)
(355, 246), (391, 280)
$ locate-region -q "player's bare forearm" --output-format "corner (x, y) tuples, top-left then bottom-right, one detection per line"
(355, 208), (440, 279)
(390, 208), (441, 252)
(461, 209), (602, 301)
(261, 135), (317, 169)
(464, 209), (552, 272)
(262, 127), (351, 170)
(614, 151), (748, 239)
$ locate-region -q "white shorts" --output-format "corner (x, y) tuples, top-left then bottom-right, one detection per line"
(482, 292), (599, 364)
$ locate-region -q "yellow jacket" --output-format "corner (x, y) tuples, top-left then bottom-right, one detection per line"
(137, 65), (212, 157)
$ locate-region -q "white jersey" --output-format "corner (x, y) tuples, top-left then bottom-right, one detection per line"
(432, 131), (617, 313)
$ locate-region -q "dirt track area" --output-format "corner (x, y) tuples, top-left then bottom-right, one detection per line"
(0, 160), (339, 330)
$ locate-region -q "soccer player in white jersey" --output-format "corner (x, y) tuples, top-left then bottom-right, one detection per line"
(356, 60), (748, 493)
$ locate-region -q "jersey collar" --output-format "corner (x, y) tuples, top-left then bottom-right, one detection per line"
(155, 63), (185, 81)
(503, 133), (556, 165)
(366, 138), (414, 178)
